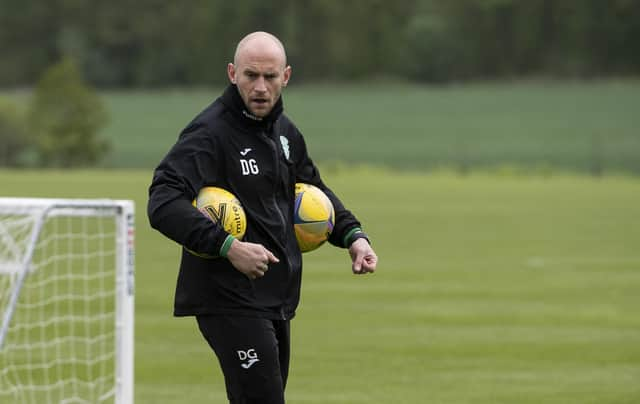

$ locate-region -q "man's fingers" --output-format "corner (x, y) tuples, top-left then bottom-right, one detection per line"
(252, 258), (271, 279)
(353, 253), (377, 274)
(228, 241), (279, 279)
(248, 268), (266, 280)
(352, 252), (364, 273)
(348, 239), (377, 276)
(265, 249), (279, 263)
(362, 255), (377, 272)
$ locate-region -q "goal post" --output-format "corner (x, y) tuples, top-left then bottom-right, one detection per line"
(0, 198), (134, 404)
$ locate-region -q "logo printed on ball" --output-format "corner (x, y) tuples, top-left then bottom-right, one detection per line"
(202, 204), (227, 228)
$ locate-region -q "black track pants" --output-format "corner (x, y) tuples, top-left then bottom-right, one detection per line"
(196, 315), (291, 404)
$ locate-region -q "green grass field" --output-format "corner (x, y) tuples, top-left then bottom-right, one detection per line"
(97, 80), (640, 174)
(4, 81), (639, 173)
(1, 169), (639, 403)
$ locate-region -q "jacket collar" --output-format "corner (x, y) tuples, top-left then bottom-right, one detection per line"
(220, 84), (283, 129)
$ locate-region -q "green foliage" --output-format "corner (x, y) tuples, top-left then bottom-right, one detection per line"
(28, 58), (110, 167)
(0, 100), (30, 167)
(403, 11), (469, 82)
(1, 0), (639, 86)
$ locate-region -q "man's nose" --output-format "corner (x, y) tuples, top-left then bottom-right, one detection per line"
(254, 76), (267, 92)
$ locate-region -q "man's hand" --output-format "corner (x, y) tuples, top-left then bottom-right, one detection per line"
(348, 238), (377, 275)
(226, 239), (279, 279)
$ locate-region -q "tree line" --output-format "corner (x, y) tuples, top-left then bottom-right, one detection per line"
(1, 0), (639, 88)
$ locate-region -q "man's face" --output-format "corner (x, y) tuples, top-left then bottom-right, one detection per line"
(228, 50), (291, 118)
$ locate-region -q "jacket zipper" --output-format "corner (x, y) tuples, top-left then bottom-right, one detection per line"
(262, 130), (290, 320)
(262, 131), (287, 236)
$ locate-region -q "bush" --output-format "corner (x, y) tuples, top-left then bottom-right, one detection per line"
(29, 58), (110, 168)
(0, 100), (30, 167)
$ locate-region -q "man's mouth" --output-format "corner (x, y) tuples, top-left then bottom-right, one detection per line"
(251, 98), (268, 106)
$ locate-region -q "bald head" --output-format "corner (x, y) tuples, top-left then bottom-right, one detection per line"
(227, 32), (292, 118)
(233, 31), (287, 69)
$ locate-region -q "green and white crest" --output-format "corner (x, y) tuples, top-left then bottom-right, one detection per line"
(280, 136), (290, 160)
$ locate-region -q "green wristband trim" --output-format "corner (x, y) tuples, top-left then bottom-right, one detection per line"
(219, 235), (236, 258)
(343, 227), (362, 247)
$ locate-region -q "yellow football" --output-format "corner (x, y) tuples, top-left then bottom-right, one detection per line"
(188, 186), (246, 258)
(294, 183), (335, 253)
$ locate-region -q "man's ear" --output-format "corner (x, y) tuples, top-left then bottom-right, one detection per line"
(282, 65), (292, 87)
(227, 63), (237, 84)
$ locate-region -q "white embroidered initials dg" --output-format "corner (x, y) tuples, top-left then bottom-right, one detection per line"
(237, 348), (260, 369)
(240, 159), (259, 175)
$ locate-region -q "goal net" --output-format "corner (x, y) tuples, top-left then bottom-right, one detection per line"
(0, 198), (134, 404)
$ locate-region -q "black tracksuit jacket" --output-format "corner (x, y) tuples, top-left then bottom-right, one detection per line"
(147, 85), (362, 320)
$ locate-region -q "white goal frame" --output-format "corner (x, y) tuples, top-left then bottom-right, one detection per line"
(0, 198), (134, 404)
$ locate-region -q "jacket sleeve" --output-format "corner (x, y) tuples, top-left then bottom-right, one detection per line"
(292, 130), (366, 248)
(147, 123), (230, 256)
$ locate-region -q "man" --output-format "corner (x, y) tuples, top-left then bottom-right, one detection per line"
(148, 31), (377, 403)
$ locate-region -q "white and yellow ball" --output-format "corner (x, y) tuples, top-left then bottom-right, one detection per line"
(294, 183), (335, 253)
(189, 186), (246, 258)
